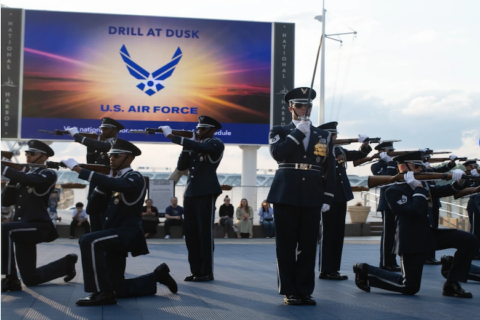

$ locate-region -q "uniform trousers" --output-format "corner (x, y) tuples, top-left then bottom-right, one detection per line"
(319, 201), (347, 273)
(1, 222), (69, 286)
(86, 183), (106, 232)
(426, 205), (440, 260)
(273, 204), (321, 295)
(380, 209), (398, 267)
(367, 229), (477, 295)
(79, 229), (157, 297)
(467, 195), (480, 255)
(184, 195), (217, 276)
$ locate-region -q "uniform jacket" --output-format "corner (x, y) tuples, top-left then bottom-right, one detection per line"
(80, 168), (148, 256)
(333, 144), (371, 202)
(172, 135), (224, 198)
(1, 165), (58, 242)
(266, 122), (336, 208)
(371, 160), (398, 211)
(74, 135), (115, 166)
(385, 180), (465, 255)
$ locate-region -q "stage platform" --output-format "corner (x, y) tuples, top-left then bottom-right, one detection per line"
(2, 237), (480, 319)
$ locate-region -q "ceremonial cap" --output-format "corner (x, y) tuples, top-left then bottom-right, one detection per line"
(108, 138), (141, 157)
(393, 151), (425, 167)
(317, 121), (338, 134)
(463, 159), (478, 167)
(375, 141), (395, 151)
(196, 115), (222, 130)
(284, 87), (317, 103)
(100, 117), (124, 130)
(26, 140), (54, 157)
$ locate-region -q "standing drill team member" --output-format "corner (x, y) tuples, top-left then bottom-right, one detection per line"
(62, 139), (177, 306)
(463, 159), (480, 259)
(267, 87), (336, 306)
(353, 152), (478, 298)
(371, 141), (401, 271)
(1, 140), (77, 292)
(317, 122), (371, 280)
(66, 117), (124, 232)
(160, 116), (224, 282)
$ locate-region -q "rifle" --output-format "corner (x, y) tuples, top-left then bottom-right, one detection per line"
(454, 186), (480, 200)
(427, 157), (467, 163)
(39, 130), (100, 140)
(334, 137), (381, 145)
(129, 128), (198, 139)
(1, 160), (111, 175)
(368, 172), (480, 188)
(1, 151), (13, 159)
(353, 151), (451, 167)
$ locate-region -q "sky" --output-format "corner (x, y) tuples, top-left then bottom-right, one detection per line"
(2, 0), (479, 177)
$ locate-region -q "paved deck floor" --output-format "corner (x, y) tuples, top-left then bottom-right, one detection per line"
(2, 238), (480, 320)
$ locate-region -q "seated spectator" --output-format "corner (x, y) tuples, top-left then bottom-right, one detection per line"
(165, 197), (184, 239)
(142, 199), (159, 238)
(236, 198), (253, 239)
(219, 196), (237, 238)
(70, 202), (90, 239)
(258, 200), (275, 238)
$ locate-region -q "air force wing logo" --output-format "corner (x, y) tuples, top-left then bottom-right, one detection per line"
(397, 195), (407, 205)
(120, 45), (182, 96)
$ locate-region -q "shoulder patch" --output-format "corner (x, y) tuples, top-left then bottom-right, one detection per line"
(269, 134), (280, 145)
(397, 195), (408, 205)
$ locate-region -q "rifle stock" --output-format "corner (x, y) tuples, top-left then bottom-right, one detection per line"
(1, 151), (13, 159)
(335, 137), (381, 145)
(39, 129), (100, 140)
(427, 157), (467, 163)
(129, 128), (197, 139)
(46, 161), (111, 175)
(454, 186), (480, 200)
(352, 150), (446, 167)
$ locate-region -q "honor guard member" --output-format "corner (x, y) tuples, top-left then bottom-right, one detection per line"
(66, 117), (124, 232)
(463, 159), (480, 259)
(267, 87), (336, 306)
(371, 141), (401, 271)
(353, 152), (478, 298)
(317, 122), (372, 280)
(61, 139), (177, 306)
(1, 140), (77, 292)
(160, 116), (224, 282)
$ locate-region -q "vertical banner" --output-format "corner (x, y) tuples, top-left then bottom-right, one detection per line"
(1, 8), (23, 139)
(271, 23), (295, 127)
(148, 179), (174, 215)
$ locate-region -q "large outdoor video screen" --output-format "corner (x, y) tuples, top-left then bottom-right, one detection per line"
(1, 8), (295, 145)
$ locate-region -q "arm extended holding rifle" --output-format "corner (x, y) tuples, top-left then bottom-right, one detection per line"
(1, 160), (111, 175)
(129, 128), (198, 139)
(353, 151), (451, 167)
(368, 172), (480, 188)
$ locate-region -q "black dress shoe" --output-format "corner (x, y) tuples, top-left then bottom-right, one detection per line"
(76, 291), (117, 306)
(193, 274), (214, 282)
(353, 263), (370, 292)
(184, 274), (195, 281)
(442, 282), (473, 298)
(380, 265), (402, 272)
(154, 263), (178, 293)
(440, 255), (453, 280)
(319, 271), (348, 280)
(424, 258), (442, 265)
(1, 277), (22, 292)
(300, 295), (316, 305)
(283, 295), (302, 305)
(64, 254), (78, 282)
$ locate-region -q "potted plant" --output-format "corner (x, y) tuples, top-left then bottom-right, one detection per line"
(347, 201), (371, 224)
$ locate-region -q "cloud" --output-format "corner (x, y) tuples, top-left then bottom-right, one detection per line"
(407, 30), (439, 43)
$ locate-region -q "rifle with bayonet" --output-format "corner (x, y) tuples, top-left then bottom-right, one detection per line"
(353, 151), (451, 167)
(129, 128), (198, 139)
(427, 157), (467, 163)
(334, 137), (381, 145)
(368, 172), (480, 188)
(1, 151), (13, 160)
(454, 186), (480, 199)
(1, 160), (111, 175)
(39, 130), (100, 140)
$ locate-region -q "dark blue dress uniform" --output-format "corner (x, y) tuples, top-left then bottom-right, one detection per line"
(171, 116), (224, 278)
(1, 141), (73, 287)
(464, 160), (480, 258)
(363, 152), (478, 295)
(371, 141), (399, 269)
(318, 134), (372, 276)
(266, 116), (336, 296)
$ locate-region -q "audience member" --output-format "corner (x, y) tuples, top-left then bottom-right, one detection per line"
(165, 197), (184, 239)
(70, 202), (90, 239)
(236, 198), (253, 239)
(259, 200), (275, 238)
(218, 196), (237, 238)
(142, 199), (159, 238)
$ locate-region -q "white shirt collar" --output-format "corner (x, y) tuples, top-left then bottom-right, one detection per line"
(117, 167), (132, 177)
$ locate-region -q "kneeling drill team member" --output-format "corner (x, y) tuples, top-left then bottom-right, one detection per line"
(1, 140), (77, 292)
(61, 139), (177, 306)
(317, 122), (371, 280)
(353, 152), (478, 298)
(267, 87), (336, 306)
(160, 116), (224, 282)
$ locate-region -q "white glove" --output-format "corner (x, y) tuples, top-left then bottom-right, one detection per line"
(404, 171), (422, 189)
(379, 151), (392, 162)
(418, 148), (427, 153)
(66, 127), (79, 136)
(61, 158), (79, 170)
(451, 169), (464, 181)
(449, 154), (457, 161)
(471, 168), (479, 176)
(424, 162), (431, 168)
(358, 134), (368, 143)
(321, 204), (330, 213)
(159, 126), (172, 137)
(296, 121), (310, 135)
(189, 129), (197, 141)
